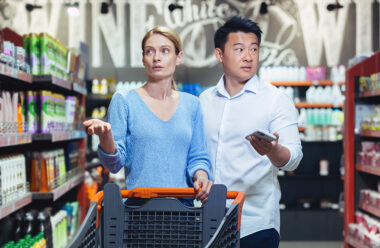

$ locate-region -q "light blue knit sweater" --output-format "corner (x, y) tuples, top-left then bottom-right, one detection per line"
(98, 89), (212, 189)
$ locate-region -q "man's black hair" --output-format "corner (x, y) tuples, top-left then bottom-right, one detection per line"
(214, 16), (263, 51)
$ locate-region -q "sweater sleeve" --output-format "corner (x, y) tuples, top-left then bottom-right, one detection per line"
(186, 99), (213, 184)
(97, 91), (129, 173)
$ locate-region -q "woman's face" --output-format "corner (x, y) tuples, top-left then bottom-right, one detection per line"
(143, 34), (183, 82)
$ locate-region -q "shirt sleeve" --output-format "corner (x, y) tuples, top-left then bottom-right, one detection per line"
(186, 99), (214, 184)
(269, 92), (303, 171)
(97, 91), (129, 174)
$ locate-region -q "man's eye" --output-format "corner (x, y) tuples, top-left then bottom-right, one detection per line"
(162, 48), (169, 54)
(235, 48), (243, 52)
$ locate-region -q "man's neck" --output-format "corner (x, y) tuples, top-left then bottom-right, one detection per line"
(224, 77), (247, 97)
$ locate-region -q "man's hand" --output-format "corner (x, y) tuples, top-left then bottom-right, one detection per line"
(247, 132), (279, 156)
(193, 170), (213, 203)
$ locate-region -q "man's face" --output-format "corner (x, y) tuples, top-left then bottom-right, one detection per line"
(215, 32), (259, 84)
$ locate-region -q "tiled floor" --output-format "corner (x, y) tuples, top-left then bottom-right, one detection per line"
(280, 241), (343, 248)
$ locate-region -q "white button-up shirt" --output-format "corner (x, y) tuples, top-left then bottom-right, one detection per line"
(199, 74), (303, 237)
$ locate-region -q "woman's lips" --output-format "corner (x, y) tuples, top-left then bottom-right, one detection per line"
(152, 66), (164, 71)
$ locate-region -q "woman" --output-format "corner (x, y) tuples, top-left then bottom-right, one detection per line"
(83, 27), (213, 203)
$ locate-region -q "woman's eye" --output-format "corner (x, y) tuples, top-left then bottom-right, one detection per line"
(145, 49), (153, 55)
(162, 48), (169, 54)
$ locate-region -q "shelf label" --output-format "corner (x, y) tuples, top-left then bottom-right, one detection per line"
(0, 204), (13, 218)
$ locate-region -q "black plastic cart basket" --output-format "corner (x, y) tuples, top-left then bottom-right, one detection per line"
(68, 183), (245, 248)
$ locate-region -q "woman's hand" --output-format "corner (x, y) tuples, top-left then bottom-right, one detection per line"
(193, 170), (213, 203)
(83, 119), (111, 137)
(83, 119), (116, 154)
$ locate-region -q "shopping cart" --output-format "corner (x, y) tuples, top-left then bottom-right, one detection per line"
(68, 183), (245, 248)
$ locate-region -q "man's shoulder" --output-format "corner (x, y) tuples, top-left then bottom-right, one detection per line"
(199, 86), (216, 100)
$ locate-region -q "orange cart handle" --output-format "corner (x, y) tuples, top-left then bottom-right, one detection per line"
(92, 188), (245, 229)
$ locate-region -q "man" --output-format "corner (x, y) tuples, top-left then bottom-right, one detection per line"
(199, 16), (303, 248)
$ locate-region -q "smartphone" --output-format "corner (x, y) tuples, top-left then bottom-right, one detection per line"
(245, 129), (277, 142)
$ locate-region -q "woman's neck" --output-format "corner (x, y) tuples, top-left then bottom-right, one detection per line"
(143, 78), (174, 100)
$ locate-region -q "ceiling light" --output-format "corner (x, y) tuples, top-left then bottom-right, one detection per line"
(259, 2), (268, 15)
(259, 1), (275, 15)
(25, 4), (42, 12)
(327, 2), (343, 11)
(65, 2), (80, 16)
(168, 4), (183, 12)
(100, 0), (113, 14)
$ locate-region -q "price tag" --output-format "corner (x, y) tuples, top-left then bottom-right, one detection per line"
(11, 68), (18, 78)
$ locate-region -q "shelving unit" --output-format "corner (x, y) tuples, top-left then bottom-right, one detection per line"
(0, 63), (32, 83)
(294, 102), (343, 108)
(359, 130), (380, 138)
(0, 133), (32, 147)
(344, 51), (380, 248)
(356, 164), (380, 176)
(32, 173), (84, 201)
(31, 130), (86, 142)
(0, 193), (32, 220)
(358, 202), (380, 218)
(0, 67), (88, 233)
(269, 80), (345, 240)
(269, 80), (345, 86)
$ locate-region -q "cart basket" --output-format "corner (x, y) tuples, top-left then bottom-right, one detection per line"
(68, 183), (245, 248)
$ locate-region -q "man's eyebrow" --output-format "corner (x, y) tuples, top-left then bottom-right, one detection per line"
(233, 42), (259, 46)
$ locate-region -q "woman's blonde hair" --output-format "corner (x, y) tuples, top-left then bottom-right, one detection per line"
(142, 26), (182, 90)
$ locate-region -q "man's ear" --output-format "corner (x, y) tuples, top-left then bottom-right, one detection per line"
(214, 48), (223, 63)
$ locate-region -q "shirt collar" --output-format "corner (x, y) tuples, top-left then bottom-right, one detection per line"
(214, 74), (260, 99)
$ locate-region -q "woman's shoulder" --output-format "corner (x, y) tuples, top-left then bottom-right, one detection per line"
(178, 91), (199, 103)
(111, 89), (137, 101)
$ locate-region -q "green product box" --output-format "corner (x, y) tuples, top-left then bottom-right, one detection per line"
(23, 34), (30, 65)
(30, 33), (41, 75)
(40, 33), (56, 76)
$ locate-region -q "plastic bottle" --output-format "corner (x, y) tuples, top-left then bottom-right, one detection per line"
(298, 108), (306, 127)
(99, 78), (108, 95)
(91, 78), (99, 94)
(14, 212), (24, 241)
(24, 212), (35, 236)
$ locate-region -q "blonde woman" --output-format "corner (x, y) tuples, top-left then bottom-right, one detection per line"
(84, 27), (213, 204)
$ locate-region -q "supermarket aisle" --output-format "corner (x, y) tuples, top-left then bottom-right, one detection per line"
(280, 241), (343, 248)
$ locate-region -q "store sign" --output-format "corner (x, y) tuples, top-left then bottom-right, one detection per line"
(0, 0), (377, 67)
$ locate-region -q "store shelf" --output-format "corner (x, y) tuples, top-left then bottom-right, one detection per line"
(356, 164), (380, 176)
(33, 75), (72, 90)
(270, 80), (344, 86)
(345, 235), (366, 248)
(359, 130), (380, 138)
(87, 94), (112, 101)
(278, 174), (340, 180)
(32, 130), (86, 142)
(32, 173), (84, 201)
(86, 161), (102, 170)
(359, 202), (380, 218)
(295, 102), (343, 108)
(73, 83), (87, 95)
(0, 193), (32, 220)
(0, 133), (32, 148)
(359, 89), (380, 98)
(0, 63), (33, 83)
